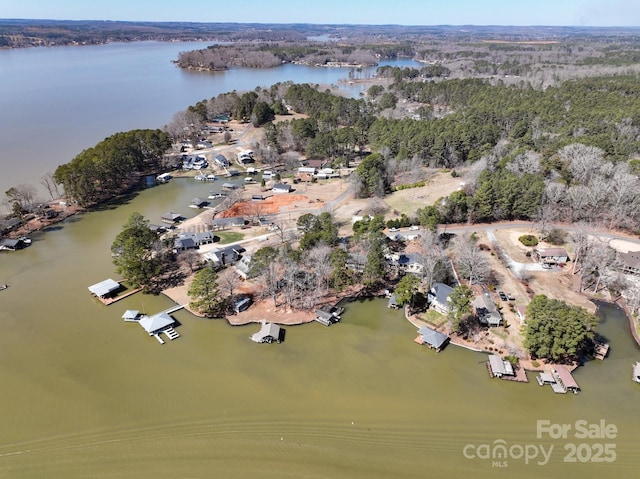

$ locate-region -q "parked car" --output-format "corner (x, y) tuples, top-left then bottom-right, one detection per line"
(498, 291), (508, 301)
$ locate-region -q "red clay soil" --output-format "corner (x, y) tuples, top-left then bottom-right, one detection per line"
(217, 194), (323, 217)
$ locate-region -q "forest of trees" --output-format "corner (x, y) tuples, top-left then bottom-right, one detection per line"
(53, 129), (171, 207)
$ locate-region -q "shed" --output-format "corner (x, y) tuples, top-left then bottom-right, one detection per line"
(88, 279), (120, 298)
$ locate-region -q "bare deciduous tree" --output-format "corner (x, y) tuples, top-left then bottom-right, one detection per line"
(454, 235), (490, 285)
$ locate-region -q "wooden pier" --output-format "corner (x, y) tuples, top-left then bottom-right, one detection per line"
(98, 287), (142, 305)
(594, 342), (609, 360)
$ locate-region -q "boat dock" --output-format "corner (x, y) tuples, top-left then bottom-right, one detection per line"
(99, 287), (142, 305)
(536, 365), (580, 394)
(594, 342), (609, 360)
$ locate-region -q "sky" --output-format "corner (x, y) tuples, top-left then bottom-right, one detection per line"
(1, 0), (639, 27)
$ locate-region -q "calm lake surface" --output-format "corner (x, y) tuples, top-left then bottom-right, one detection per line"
(0, 43), (639, 478)
(0, 41), (409, 196)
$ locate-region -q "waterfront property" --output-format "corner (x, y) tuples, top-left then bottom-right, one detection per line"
(235, 254), (253, 279)
(474, 291), (503, 327)
(487, 354), (515, 378)
(233, 296), (253, 313)
(414, 326), (449, 352)
(427, 282), (454, 315)
(173, 231), (215, 251)
(251, 321), (282, 343)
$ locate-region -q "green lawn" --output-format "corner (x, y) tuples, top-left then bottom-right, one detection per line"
(216, 231), (244, 244)
(419, 309), (449, 327)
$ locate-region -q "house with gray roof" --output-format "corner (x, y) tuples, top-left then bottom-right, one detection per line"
(473, 291), (503, 327)
(173, 231), (215, 251)
(204, 245), (245, 268)
(272, 183), (292, 193)
(428, 282), (454, 314)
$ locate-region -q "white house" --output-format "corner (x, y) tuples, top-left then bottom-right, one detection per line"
(428, 282), (454, 314)
(272, 183), (292, 193)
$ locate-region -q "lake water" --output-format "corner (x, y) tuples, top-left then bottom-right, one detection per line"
(0, 41), (413, 196)
(0, 44), (639, 478)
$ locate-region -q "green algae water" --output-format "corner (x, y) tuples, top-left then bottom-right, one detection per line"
(1, 181), (639, 478)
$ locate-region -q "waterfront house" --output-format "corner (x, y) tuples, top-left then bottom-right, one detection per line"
(235, 254), (253, 279)
(272, 183), (292, 194)
(88, 278), (121, 299)
(173, 231), (215, 251)
(214, 154), (230, 168)
(487, 355), (515, 377)
(251, 321), (282, 343)
(619, 250), (640, 275)
(533, 247), (569, 265)
(473, 292), (503, 327)
(233, 296), (252, 313)
(415, 326), (449, 352)
(428, 282), (454, 314)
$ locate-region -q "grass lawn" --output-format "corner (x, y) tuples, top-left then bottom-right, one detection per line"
(216, 231), (244, 244)
(419, 309), (449, 327)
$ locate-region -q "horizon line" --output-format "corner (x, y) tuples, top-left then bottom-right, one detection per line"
(2, 18), (640, 29)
